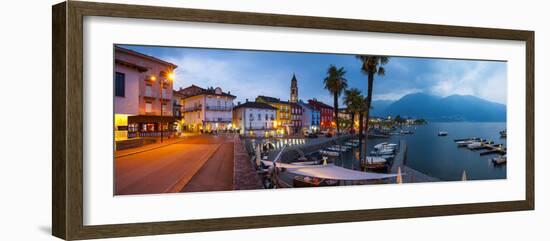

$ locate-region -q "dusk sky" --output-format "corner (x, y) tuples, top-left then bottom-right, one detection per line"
(119, 44), (507, 105)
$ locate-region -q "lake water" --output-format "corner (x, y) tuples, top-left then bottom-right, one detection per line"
(334, 122), (507, 181)
(340, 122), (506, 181)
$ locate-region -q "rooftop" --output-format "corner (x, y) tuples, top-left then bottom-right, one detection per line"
(257, 95), (291, 104)
(115, 46), (178, 69)
(308, 99), (333, 109)
(176, 85), (236, 99)
(234, 101), (277, 110)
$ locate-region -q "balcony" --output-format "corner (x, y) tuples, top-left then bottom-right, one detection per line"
(183, 105), (202, 112)
(141, 93), (157, 100)
(205, 117), (232, 123)
(205, 105), (233, 111)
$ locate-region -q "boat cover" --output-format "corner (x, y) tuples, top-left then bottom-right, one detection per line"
(261, 161), (399, 181)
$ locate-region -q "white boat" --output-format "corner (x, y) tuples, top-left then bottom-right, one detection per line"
(344, 142), (359, 147)
(334, 145), (352, 151)
(380, 154), (395, 159)
(374, 142), (397, 150)
(456, 140), (472, 147)
(366, 156), (387, 164)
(467, 142), (483, 149)
(320, 149), (340, 157)
(491, 155), (507, 165)
(326, 146), (350, 152)
(438, 131), (448, 136)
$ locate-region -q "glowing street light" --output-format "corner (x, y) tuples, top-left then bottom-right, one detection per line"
(168, 72), (175, 81)
(159, 71), (174, 143)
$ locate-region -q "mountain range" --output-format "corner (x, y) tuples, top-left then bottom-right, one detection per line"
(370, 93), (506, 122)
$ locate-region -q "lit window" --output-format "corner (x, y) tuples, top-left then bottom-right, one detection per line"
(145, 102), (152, 113)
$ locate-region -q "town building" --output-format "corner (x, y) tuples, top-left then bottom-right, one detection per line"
(172, 90), (185, 133)
(233, 101), (277, 137)
(290, 102), (303, 134)
(256, 95), (291, 135)
(176, 85), (236, 133)
(308, 99), (334, 131)
(114, 46), (178, 141)
(298, 101), (320, 134)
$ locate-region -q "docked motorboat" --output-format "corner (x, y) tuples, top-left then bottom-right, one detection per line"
(320, 149), (340, 157)
(326, 146), (350, 152)
(374, 142), (397, 150)
(344, 142), (359, 147)
(500, 130), (507, 138)
(373, 148), (395, 155)
(364, 156), (388, 170)
(334, 145), (352, 151)
(379, 154), (395, 160)
(467, 142), (483, 149)
(491, 155), (507, 165)
(293, 176), (340, 188)
(456, 140), (473, 147)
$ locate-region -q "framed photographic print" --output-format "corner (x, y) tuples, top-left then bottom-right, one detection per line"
(52, 1), (534, 240)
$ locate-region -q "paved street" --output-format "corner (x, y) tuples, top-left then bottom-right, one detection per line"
(115, 134), (235, 195)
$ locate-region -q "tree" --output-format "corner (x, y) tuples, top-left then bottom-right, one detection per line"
(323, 65), (348, 134)
(344, 88), (363, 134)
(356, 55), (390, 162)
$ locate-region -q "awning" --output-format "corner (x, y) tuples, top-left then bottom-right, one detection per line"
(262, 161), (399, 181)
(128, 115), (177, 123)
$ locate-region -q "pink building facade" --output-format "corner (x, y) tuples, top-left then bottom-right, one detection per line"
(114, 46), (178, 140)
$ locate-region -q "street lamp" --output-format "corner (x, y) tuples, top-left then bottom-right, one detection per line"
(160, 71), (175, 143)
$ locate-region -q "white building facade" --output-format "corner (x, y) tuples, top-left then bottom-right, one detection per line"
(233, 101), (277, 137)
(177, 85), (236, 132)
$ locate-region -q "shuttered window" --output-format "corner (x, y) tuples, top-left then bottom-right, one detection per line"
(115, 72), (125, 97)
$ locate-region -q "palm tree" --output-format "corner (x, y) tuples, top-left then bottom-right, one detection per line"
(323, 65), (348, 134)
(343, 88), (363, 134)
(356, 55), (389, 161)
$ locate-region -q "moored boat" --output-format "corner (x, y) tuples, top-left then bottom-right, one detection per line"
(320, 149), (340, 157)
(293, 176), (340, 187)
(364, 156), (388, 170)
(500, 130), (507, 138)
(438, 131), (448, 136)
(491, 155), (507, 165)
(467, 142), (483, 149)
(456, 140), (472, 147)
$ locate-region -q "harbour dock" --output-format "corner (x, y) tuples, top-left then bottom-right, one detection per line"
(454, 137), (506, 156)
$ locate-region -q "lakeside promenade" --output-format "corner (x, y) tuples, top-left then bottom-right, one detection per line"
(115, 133), (262, 195)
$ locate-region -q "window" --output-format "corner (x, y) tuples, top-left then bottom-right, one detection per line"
(161, 104), (167, 113)
(145, 85), (152, 97)
(258, 114), (261, 120)
(250, 113), (254, 121)
(145, 102), (152, 113)
(115, 72), (125, 97)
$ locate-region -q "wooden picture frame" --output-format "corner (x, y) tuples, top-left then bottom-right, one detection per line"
(52, 1), (534, 240)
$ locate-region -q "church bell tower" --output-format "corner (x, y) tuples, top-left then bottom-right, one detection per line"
(290, 73), (298, 103)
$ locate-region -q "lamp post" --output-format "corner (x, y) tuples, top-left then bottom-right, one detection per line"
(160, 71), (175, 143)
